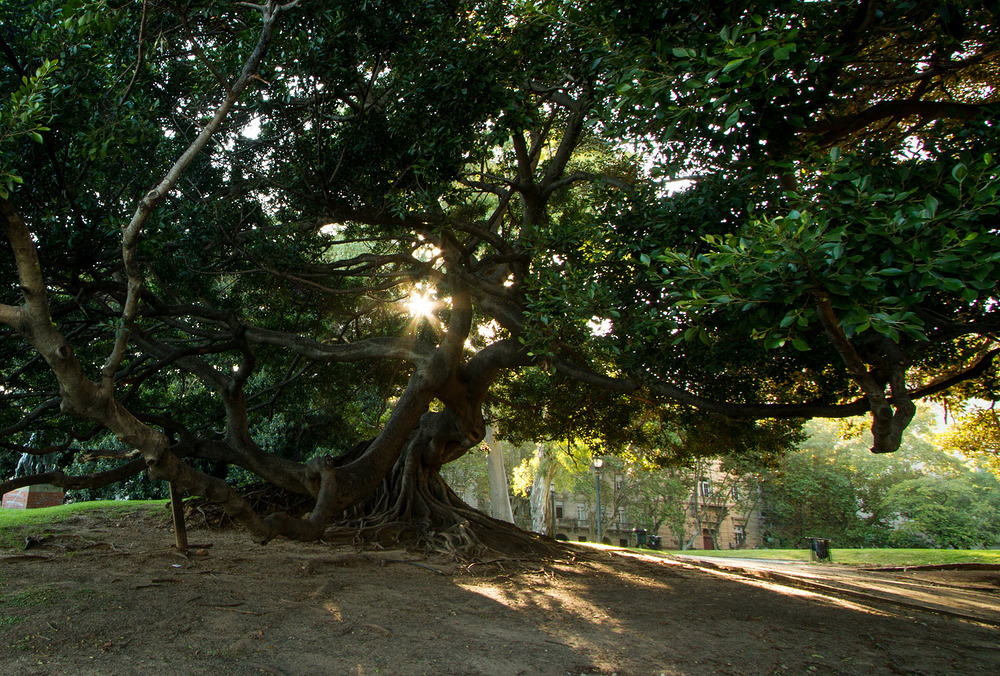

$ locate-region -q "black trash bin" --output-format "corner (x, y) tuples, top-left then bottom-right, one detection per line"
(808, 537), (831, 562)
(632, 528), (647, 548)
(647, 535), (662, 550)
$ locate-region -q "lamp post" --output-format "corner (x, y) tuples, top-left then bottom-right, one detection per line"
(592, 457), (604, 543)
(550, 487), (556, 537)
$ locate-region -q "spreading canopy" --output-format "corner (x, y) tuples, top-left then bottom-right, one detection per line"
(2, 0), (998, 546)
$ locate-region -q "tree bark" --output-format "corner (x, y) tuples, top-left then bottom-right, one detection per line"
(484, 425), (514, 523)
(530, 443), (555, 535)
(335, 409), (551, 556)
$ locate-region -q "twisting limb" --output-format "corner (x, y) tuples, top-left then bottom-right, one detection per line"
(879, 339), (916, 455)
(814, 292), (898, 452)
(0, 303), (19, 328)
(120, 0), (149, 101)
(0, 440), (71, 456)
(0, 4), (340, 545)
(76, 447), (142, 462)
(0, 399), (62, 437)
(244, 326), (435, 366)
(102, 0), (298, 390)
(0, 458), (147, 496)
(132, 333), (312, 495)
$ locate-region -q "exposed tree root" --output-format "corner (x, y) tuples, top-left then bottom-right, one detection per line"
(331, 441), (567, 560)
(184, 481), (314, 529)
(183, 410), (568, 560)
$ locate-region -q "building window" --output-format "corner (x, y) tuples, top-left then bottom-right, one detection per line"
(617, 507), (626, 525)
(555, 503), (563, 519)
(734, 524), (746, 546)
(731, 484), (741, 501)
(698, 480), (712, 498)
(577, 504), (587, 520)
(615, 475), (624, 491)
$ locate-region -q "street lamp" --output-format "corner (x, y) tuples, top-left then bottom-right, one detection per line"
(550, 487), (556, 537)
(592, 457), (604, 543)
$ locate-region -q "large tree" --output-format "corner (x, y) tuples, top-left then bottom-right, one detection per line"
(2, 0), (998, 551)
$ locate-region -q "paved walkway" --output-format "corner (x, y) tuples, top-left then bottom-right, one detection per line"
(670, 554), (1000, 626)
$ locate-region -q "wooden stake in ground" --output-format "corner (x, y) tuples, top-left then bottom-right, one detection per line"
(169, 482), (188, 554)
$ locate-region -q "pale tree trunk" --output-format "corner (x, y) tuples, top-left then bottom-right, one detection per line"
(529, 443), (555, 535)
(484, 426), (514, 523)
(685, 466), (702, 550)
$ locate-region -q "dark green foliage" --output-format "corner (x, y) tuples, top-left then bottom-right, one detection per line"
(2, 1), (998, 522)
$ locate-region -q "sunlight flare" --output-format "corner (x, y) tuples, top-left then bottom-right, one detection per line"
(407, 290), (436, 319)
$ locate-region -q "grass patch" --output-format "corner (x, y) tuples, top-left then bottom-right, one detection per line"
(8, 634), (33, 651)
(2, 587), (55, 608)
(0, 499), (168, 550)
(663, 548), (1000, 567)
(827, 549), (1000, 567)
(0, 615), (24, 627)
(666, 549), (812, 562)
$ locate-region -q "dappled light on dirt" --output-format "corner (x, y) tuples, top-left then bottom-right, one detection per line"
(322, 601), (344, 621)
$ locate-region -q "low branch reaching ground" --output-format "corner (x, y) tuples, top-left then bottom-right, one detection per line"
(0, 458), (147, 496)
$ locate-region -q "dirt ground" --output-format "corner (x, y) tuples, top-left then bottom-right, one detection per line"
(1, 506), (998, 676)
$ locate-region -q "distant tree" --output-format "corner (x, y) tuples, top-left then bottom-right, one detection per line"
(761, 441), (872, 548)
(619, 466), (691, 545)
(938, 406), (1000, 480)
(762, 408), (998, 547)
(884, 473), (1000, 549)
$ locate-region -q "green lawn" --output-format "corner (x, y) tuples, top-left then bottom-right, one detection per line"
(0, 500), (168, 550)
(663, 548), (1000, 567)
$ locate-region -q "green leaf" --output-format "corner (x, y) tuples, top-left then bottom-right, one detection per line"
(724, 109), (740, 129)
(722, 58), (747, 73)
(939, 277), (966, 292)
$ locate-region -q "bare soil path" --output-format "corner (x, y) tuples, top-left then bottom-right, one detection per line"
(1, 507), (998, 675)
(672, 554), (1000, 626)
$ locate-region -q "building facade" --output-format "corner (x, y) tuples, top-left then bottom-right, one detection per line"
(550, 461), (763, 550)
(655, 460), (763, 550)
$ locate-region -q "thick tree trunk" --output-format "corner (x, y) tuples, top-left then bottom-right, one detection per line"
(335, 410), (556, 557)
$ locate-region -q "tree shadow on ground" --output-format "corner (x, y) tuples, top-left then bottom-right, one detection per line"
(1, 509), (997, 675)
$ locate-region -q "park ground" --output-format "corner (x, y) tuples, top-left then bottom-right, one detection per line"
(1, 503), (998, 675)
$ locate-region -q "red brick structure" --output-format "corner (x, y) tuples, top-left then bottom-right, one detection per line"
(2, 485), (65, 509)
